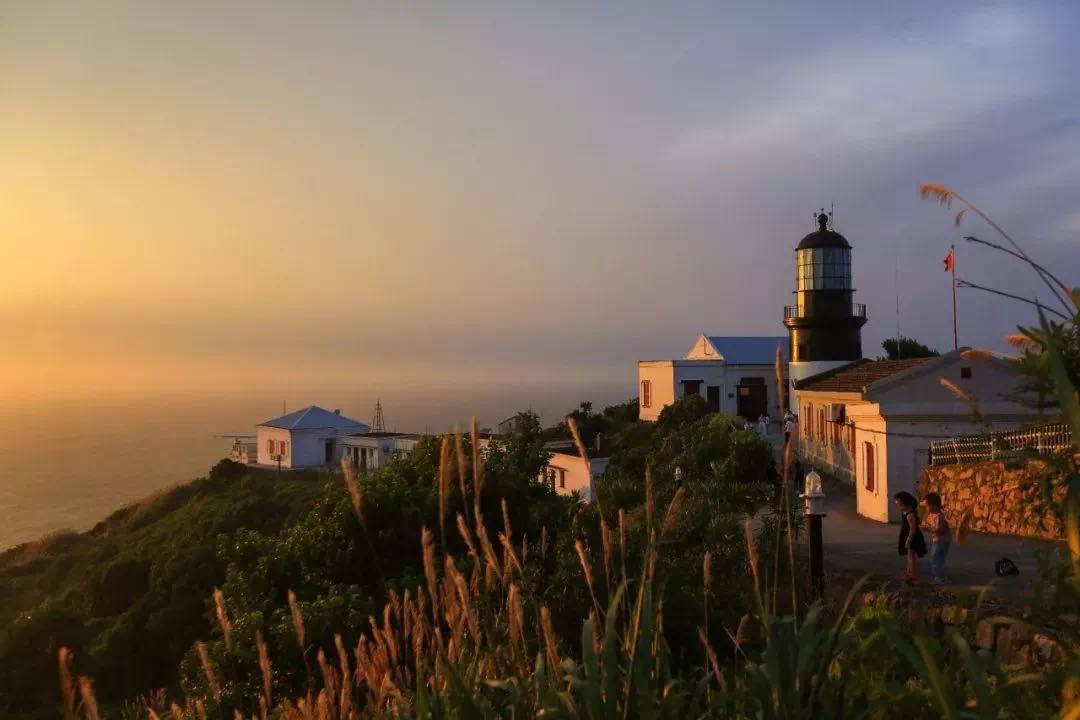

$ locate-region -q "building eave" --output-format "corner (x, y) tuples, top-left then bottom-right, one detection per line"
(792, 388), (865, 401)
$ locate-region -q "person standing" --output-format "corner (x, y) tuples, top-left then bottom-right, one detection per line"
(783, 415), (795, 445)
(758, 414), (768, 436)
(893, 491), (927, 583)
(922, 493), (952, 584)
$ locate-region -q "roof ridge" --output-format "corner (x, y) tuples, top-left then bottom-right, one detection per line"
(290, 405), (317, 429)
(796, 356), (935, 393)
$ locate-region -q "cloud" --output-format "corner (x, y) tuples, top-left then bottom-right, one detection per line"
(673, 11), (1056, 165)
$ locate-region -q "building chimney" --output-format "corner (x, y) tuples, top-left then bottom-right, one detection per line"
(334, 409), (341, 415)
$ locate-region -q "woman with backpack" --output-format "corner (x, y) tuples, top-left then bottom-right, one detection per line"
(894, 491), (927, 583)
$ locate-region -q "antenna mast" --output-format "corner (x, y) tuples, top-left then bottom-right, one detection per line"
(895, 252), (902, 358)
(371, 400), (386, 433)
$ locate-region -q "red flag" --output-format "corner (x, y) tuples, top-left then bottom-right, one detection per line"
(944, 250), (955, 272)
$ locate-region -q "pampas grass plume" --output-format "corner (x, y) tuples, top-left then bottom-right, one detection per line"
(196, 641), (221, 702)
(213, 587), (232, 653)
(919, 182), (955, 207)
(288, 590), (306, 653)
(58, 647), (76, 720)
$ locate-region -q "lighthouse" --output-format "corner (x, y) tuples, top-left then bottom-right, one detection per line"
(783, 211), (867, 413)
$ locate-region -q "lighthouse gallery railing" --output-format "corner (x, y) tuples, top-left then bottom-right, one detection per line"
(784, 303), (866, 320)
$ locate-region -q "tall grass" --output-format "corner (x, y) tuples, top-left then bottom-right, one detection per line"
(60, 407), (1076, 718)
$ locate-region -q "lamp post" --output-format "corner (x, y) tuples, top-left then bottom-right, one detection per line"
(802, 469), (826, 599)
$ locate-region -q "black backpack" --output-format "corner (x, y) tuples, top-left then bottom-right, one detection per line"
(995, 557), (1019, 577)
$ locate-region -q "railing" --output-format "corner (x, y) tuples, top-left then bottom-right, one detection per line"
(929, 423), (1073, 466)
(784, 303), (866, 320)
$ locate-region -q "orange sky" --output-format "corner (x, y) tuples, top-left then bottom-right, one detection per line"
(2, 3), (1077, 399)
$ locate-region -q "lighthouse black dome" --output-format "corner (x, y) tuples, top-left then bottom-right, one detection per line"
(797, 212), (851, 250)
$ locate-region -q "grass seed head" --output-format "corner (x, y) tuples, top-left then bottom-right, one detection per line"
(58, 647), (76, 720)
(743, 516), (760, 590)
(213, 587), (232, 653)
(196, 642), (221, 702)
(919, 182), (956, 207)
(540, 605), (560, 671)
(660, 486), (685, 537)
(645, 466), (655, 527)
(256, 630), (273, 708)
(288, 590), (306, 653)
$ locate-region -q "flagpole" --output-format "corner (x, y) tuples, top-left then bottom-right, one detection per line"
(951, 244), (958, 350)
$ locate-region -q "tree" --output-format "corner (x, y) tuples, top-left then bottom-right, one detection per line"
(602, 399), (639, 423)
(881, 336), (939, 360)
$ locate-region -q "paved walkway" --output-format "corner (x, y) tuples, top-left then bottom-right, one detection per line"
(817, 482), (1059, 601)
(760, 431), (1061, 602)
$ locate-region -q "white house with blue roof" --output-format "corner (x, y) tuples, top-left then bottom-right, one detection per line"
(638, 335), (788, 422)
(256, 405), (370, 469)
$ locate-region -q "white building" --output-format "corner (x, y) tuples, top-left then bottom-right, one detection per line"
(541, 451), (609, 501)
(638, 335), (788, 422)
(340, 432), (422, 473)
(256, 406), (370, 469)
(793, 349), (1040, 523)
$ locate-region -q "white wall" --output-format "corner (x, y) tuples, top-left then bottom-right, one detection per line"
(257, 427), (293, 467)
(640, 359), (788, 421)
(638, 361), (675, 422)
(850, 410), (889, 522)
(671, 362), (727, 411)
(342, 435), (422, 472)
(685, 335), (721, 360)
(543, 453), (608, 501)
(870, 355), (1036, 418)
(258, 426), (366, 469)
(289, 429), (332, 468)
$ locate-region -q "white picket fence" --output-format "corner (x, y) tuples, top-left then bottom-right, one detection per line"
(929, 422), (1073, 466)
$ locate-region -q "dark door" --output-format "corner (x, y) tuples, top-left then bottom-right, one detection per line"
(864, 442), (875, 492)
(324, 441), (334, 464)
(736, 384), (767, 420)
(706, 386), (721, 413)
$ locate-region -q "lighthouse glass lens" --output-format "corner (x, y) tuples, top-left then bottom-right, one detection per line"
(796, 248), (850, 290)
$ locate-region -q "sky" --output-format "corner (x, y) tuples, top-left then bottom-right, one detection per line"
(1, 1), (1078, 400)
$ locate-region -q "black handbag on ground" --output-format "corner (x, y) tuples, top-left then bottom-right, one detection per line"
(995, 557), (1019, 576)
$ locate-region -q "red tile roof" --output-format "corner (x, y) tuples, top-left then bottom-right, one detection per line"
(796, 357), (934, 393)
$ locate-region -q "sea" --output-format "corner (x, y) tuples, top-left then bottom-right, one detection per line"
(0, 381), (631, 550)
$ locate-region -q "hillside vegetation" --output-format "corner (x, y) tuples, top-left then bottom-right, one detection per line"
(0, 461), (327, 716)
(3, 398), (777, 718)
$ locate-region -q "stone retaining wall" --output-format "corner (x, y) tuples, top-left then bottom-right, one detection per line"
(920, 457), (1064, 540)
(859, 590), (1064, 669)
